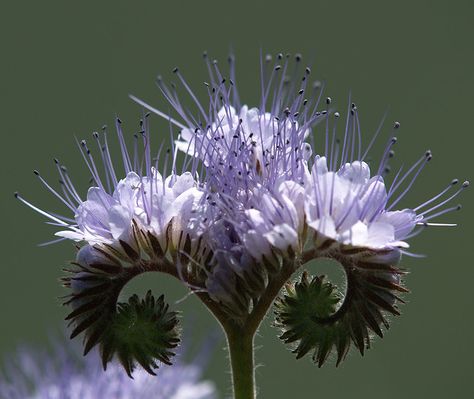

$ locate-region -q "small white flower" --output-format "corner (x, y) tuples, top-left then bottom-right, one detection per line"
(305, 156), (417, 249)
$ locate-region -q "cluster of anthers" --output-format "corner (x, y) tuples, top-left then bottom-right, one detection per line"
(17, 52), (468, 373)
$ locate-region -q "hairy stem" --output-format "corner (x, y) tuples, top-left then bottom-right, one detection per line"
(245, 259), (297, 334)
(226, 326), (255, 399)
(182, 259), (298, 399)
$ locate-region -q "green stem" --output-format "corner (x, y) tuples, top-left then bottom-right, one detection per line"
(192, 260), (299, 399)
(226, 327), (255, 399)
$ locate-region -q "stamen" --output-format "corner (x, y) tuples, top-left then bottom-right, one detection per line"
(413, 179), (459, 212)
(115, 118), (133, 175)
(421, 204), (462, 222)
(339, 93), (352, 167)
(361, 111), (389, 161)
(75, 139), (103, 189)
(418, 181), (469, 217)
(387, 150), (431, 210)
(324, 97), (331, 157)
(174, 68), (209, 124)
(33, 170), (76, 212)
(129, 95), (187, 130)
(15, 192), (74, 227)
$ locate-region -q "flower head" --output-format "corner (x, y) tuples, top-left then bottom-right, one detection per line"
(17, 51), (469, 368)
(17, 121), (202, 253)
(0, 336), (216, 399)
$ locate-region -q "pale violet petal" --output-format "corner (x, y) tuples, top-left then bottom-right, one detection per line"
(375, 209), (417, 239)
(263, 224), (298, 250)
(108, 204), (132, 239)
(308, 217), (337, 240)
(346, 221), (369, 247)
(245, 209), (268, 232)
(313, 155), (328, 174)
(172, 172), (195, 197)
(367, 221), (395, 248)
(339, 161), (371, 184)
(242, 230), (271, 259)
(360, 177), (387, 220)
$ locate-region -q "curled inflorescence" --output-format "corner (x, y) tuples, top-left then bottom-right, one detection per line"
(17, 52), (468, 371)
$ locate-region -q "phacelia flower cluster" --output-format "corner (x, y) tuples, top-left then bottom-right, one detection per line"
(0, 337), (216, 399)
(17, 52), (468, 370)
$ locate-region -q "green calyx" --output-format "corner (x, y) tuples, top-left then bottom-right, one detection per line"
(101, 290), (180, 377)
(275, 264), (407, 367)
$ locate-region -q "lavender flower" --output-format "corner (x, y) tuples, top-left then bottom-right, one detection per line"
(0, 338), (216, 399)
(162, 66), (466, 257)
(17, 51), (468, 397)
(129, 52), (468, 361)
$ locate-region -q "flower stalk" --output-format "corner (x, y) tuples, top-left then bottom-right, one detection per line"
(226, 327), (256, 399)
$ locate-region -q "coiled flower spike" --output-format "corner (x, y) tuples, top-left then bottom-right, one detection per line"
(17, 51), (468, 399)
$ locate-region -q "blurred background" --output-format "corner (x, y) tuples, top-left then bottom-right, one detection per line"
(1, 1), (472, 397)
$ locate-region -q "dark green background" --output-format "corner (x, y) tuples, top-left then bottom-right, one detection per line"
(1, 1), (472, 397)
